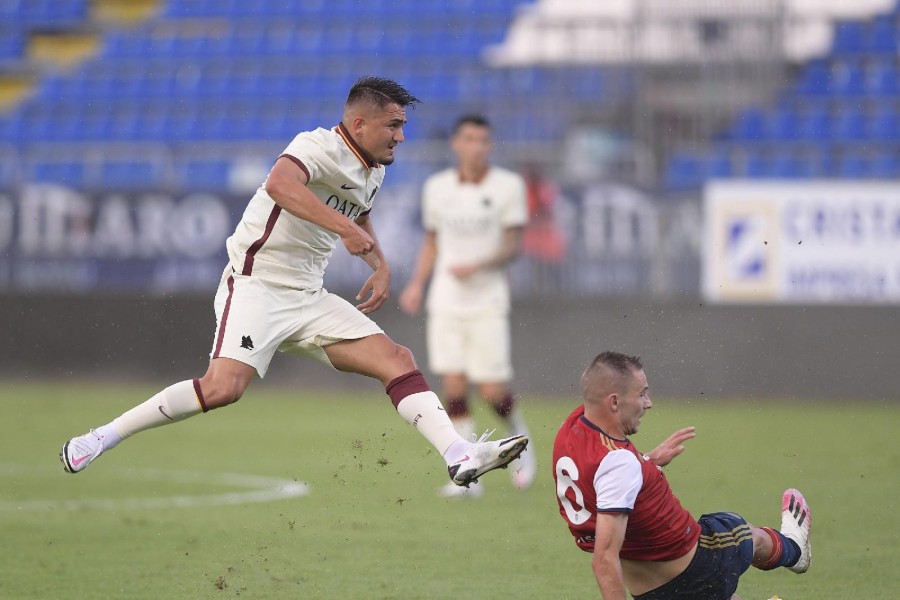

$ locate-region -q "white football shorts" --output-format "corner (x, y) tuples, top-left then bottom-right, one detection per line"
(426, 312), (512, 383)
(210, 268), (383, 377)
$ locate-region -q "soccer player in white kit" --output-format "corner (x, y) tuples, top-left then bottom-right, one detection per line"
(400, 115), (537, 498)
(60, 77), (528, 489)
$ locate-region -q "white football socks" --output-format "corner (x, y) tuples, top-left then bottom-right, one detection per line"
(394, 391), (466, 463)
(101, 380), (204, 447)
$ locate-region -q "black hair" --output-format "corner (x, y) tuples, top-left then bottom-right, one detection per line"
(346, 76), (421, 109)
(452, 113), (491, 134)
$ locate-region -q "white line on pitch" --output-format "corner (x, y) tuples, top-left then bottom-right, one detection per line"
(0, 464), (310, 511)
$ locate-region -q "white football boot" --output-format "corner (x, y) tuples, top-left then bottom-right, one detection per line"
(447, 430), (529, 488)
(780, 488), (812, 573)
(60, 430), (105, 474)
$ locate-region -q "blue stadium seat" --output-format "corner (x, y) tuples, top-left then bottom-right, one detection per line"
(831, 107), (866, 140)
(867, 16), (898, 53)
(193, 104), (229, 140)
(183, 158), (231, 190)
(292, 25), (327, 56)
(866, 60), (899, 95)
(770, 153), (814, 178)
(108, 106), (142, 140)
(766, 107), (800, 140)
(79, 109), (110, 142)
(664, 152), (704, 190)
(229, 26), (267, 56)
(28, 160), (86, 186)
(729, 108), (766, 141)
(744, 152), (771, 178)
(134, 106), (172, 141)
(838, 154), (869, 178)
(223, 104), (260, 140)
(4, 0), (88, 27)
(0, 29), (25, 60)
(867, 108), (899, 140)
(707, 152), (733, 178)
(373, 25), (413, 57)
(797, 105), (831, 140)
(832, 21), (866, 53)
(167, 105), (202, 141)
(0, 115), (11, 142)
(870, 151), (900, 177)
(101, 160), (159, 189)
(829, 60), (866, 96)
(795, 60), (829, 96)
(320, 23), (356, 57)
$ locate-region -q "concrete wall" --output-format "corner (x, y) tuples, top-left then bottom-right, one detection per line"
(2, 294), (897, 401)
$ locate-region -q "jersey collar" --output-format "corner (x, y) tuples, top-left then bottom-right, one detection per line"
(579, 415), (629, 443)
(336, 122), (380, 170)
(457, 165), (490, 184)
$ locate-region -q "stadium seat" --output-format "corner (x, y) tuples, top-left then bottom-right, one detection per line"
(838, 154), (869, 177)
(0, 29), (25, 60)
(2, 0), (88, 27)
(832, 21), (866, 53)
(866, 16), (899, 52)
(798, 105), (832, 140)
(28, 160), (86, 187)
(663, 151), (704, 190)
(766, 107), (801, 140)
(870, 151), (900, 176)
(866, 60), (899, 94)
(831, 106), (867, 140)
(795, 60), (830, 95)
(771, 153), (814, 178)
(0, 111), (22, 142)
(867, 107), (900, 140)
(183, 158), (231, 190)
(729, 108), (766, 141)
(744, 152), (771, 178)
(707, 152), (733, 178)
(101, 160), (160, 189)
(829, 60), (866, 95)
(291, 24), (327, 56)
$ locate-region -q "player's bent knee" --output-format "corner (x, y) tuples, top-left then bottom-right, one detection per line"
(394, 344), (420, 373)
(199, 369), (253, 409)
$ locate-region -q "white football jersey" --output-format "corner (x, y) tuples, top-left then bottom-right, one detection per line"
(423, 166), (527, 316)
(225, 124), (384, 289)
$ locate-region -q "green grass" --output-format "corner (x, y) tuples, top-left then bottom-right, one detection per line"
(1, 382), (898, 599)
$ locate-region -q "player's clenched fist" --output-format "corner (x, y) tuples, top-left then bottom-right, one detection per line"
(341, 222), (375, 255)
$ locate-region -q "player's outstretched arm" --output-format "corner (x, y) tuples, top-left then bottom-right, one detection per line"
(593, 513), (630, 600)
(645, 427), (696, 467)
(353, 213), (391, 314)
(265, 157), (374, 255)
(399, 231), (436, 315)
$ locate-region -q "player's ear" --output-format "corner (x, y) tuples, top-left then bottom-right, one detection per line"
(609, 394), (618, 411)
(351, 114), (366, 134)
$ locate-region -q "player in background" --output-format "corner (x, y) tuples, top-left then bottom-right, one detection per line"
(60, 77), (528, 490)
(553, 352), (811, 600)
(399, 114), (536, 498)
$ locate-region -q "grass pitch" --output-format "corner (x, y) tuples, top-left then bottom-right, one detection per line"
(0, 382), (897, 599)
